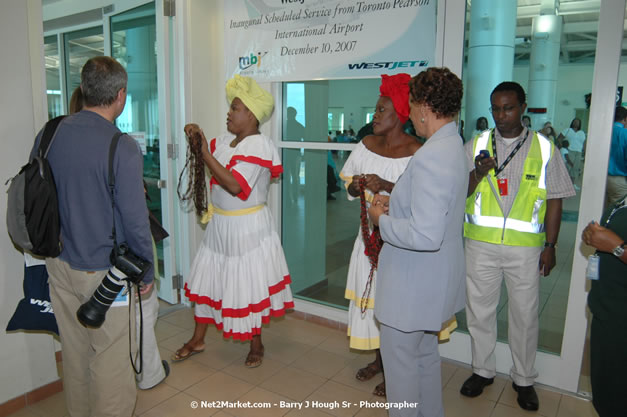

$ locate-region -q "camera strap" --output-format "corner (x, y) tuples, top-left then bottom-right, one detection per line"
(108, 132), (144, 375)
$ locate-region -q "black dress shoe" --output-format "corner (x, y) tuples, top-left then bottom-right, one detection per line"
(512, 383), (539, 411)
(460, 373), (494, 397)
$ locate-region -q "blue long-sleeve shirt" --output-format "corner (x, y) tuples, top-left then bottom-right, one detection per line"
(30, 110), (154, 283)
(609, 122), (627, 177)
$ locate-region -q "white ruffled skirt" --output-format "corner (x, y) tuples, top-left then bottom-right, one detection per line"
(184, 206), (293, 340)
(345, 226), (380, 350)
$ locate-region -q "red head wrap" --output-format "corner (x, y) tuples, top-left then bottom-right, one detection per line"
(379, 73), (411, 124)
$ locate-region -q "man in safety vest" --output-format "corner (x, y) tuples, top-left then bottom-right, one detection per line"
(460, 82), (575, 411)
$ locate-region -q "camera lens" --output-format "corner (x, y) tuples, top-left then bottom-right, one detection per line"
(76, 267), (127, 328)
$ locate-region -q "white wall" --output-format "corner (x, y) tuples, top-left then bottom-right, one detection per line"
(0, 0), (59, 404)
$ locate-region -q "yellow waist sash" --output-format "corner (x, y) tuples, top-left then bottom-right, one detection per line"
(200, 203), (265, 224)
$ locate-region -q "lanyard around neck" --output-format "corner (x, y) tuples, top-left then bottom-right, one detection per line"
(604, 196), (627, 227)
(491, 129), (530, 177)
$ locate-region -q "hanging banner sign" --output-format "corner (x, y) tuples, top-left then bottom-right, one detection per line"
(224, 0), (435, 82)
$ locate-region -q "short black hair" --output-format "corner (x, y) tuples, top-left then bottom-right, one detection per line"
(491, 81), (526, 105)
(615, 106), (627, 122)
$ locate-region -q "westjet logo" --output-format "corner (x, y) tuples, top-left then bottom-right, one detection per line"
(30, 298), (54, 314)
(348, 60), (429, 71)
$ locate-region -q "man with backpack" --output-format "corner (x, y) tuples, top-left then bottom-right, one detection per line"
(29, 57), (153, 417)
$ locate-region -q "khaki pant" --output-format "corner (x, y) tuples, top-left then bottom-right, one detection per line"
(135, 285), (165, 389)
(46, 257), (137, 417)
(605, 175), (627, 209)
(464, 239), (541, 386)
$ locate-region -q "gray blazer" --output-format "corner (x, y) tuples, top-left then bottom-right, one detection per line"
(375, 122), (469, 332)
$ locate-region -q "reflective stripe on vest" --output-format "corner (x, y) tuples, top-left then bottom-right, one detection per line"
(464, 130), (553, 246)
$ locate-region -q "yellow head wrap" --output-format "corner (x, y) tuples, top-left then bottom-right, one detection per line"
(225, 75), (274, 123)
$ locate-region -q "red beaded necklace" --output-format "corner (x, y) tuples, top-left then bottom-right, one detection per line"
(359, 176), (384, 314)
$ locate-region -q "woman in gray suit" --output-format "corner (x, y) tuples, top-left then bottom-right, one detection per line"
(369, 67), (468, 417)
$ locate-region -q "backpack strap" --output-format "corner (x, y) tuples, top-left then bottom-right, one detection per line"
(108, 132), (124, 246)
(38, 115), (66, 158)
(108, 132), (124, 188)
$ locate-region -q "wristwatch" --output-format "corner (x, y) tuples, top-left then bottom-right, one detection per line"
(612, 242), (625, 257)
(543, 242), (556, 248)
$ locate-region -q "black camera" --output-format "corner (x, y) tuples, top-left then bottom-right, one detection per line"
(76, 244), (152, 328)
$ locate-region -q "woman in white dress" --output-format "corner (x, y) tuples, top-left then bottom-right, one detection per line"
(173, 75), (293, 368)
(340, 73), (421, 396)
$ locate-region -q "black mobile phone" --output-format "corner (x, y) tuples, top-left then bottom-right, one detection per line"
(479, 150), (490, 159)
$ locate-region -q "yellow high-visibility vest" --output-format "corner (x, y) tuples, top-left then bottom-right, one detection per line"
(464, 129), (553, 247)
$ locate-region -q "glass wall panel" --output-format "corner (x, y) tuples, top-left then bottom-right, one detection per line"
(110, 3), (162, 276)
(44, 35), (62, 119)
(63, 26), (103, 101)
(282, 78), (381, 309)
(458, 0), (603, 355)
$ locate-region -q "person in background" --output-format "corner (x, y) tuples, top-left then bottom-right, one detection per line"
(557, 118), (586, 185)
(69, 86), (84, 114)
(33, 56), (154, 417)
(173, 75), (293, 368)
(541, 121), (557, 144)
(606, 107), (627, 208)
(582, 194), (627, 417)
(340, 73), (421, 397)
(472, 116), (489, 139)
(461, 82), (575, 411)
(522, 115), (531, 129)
(368, 67), (468, 417)
(560, 139), (574, 175)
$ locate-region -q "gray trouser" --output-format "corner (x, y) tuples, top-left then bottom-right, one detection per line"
(380, 323), (443, 417)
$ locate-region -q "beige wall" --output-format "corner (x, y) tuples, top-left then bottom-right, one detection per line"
(0, 0), (60, 404)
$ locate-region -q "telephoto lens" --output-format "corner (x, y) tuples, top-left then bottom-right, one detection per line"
(76, 266), (128, 328)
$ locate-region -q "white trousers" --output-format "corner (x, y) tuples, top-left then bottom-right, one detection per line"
(464, 238), (541, 386)
(135, 285), (165, 389)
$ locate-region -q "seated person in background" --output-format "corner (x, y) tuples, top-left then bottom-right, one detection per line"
(541, 122), (557, 144)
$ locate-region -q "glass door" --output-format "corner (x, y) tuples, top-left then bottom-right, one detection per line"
(436, 0), (627, 393)
(110, 2), (177, 303)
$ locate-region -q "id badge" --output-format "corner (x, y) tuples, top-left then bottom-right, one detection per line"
(111, 284), (130, 307)
(497, 178), (508, 196)
(586, 254), (600, 281)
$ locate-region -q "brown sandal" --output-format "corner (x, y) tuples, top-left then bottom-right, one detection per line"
(245, 348), (264, 368)
(356, 361), (382, 381)
(373, 381), (386, 397)
(171, 343), (204, 362)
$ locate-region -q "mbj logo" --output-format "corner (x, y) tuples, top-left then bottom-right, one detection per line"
(239, 52), (268, 70)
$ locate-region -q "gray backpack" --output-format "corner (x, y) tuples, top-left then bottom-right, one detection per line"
(6, 116), (65, 257)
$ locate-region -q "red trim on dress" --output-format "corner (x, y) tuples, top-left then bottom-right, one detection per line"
(194, 304), (294, 341)
(210, 138), (216, 154)
(226, 155), (283, 179)
(231, 169), (252, 200)
(184, 274), (292, 319)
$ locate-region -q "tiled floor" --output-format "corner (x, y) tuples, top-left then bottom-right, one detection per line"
(8, 308), (598, 417)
